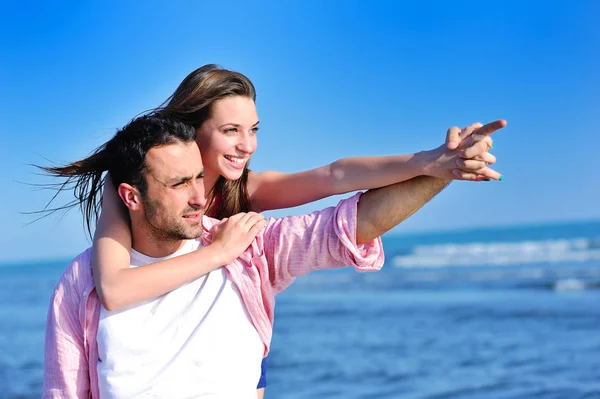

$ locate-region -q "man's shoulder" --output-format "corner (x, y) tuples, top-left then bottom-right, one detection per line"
(202, 215), (219, 230)
(56, 247), (94, 291)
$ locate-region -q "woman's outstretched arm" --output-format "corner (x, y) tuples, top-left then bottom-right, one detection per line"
(248, 123), (501, 212)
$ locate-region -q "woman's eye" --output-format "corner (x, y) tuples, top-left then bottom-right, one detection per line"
(251, 127), (259, 134)
(224, 127), (237, 133)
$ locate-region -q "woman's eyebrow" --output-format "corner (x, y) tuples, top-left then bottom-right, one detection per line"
(217, 121), (260, 129)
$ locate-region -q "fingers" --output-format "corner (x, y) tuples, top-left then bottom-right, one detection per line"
(455, 158), (487, 171)
(458, 122), (483, 140)
(249, 218), (268, 235)
(446, 126), (461, 150)
(446, 122), (482, 150)
(448, 119), (505, 180)
(452, 166), (502, 181)
(226, 212), (266, 233)
(226, 212), (246, 222)
(473, 119), (507, 136)
(462, 133), (493, 148)
(236, 212), (266, 245)
(452, 170), (480, 180)
(446, 119), (506, 149)
(473, 152), (496, 165)
(476, 166), (502, 180)
(462, 139), (490, 159)
(243, 212), (267, 232)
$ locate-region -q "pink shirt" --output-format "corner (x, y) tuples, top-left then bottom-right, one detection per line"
(43, 193), (384, 398)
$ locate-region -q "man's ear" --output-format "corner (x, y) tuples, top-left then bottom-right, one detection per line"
(117, 183), (143, 211)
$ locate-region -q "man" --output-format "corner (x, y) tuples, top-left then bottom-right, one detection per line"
(43, 115), (505, 398)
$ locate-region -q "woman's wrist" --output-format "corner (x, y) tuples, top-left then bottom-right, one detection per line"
(203, 241), (229, 268)
(410, 149), (438, 177)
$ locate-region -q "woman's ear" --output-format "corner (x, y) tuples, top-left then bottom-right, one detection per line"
(117, 183), (143, 211)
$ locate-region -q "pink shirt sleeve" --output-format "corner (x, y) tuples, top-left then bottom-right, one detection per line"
(43, 256), (91, 399)
(261, 192), (384, 294)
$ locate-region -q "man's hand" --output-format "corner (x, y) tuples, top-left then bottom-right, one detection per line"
(210, 212), (267, 265)
(445, 120), (506, 150)
(421, 120), (506, 181)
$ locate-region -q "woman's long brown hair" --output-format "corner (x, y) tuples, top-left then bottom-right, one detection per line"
(153, 64), (257, 218)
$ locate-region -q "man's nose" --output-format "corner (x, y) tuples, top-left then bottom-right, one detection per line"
(189, 180), (207, 208)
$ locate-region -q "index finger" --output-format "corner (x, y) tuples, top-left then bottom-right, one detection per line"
(474, 120), (507, 136)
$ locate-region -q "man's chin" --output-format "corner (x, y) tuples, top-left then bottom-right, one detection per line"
(182, 226), (205, 240)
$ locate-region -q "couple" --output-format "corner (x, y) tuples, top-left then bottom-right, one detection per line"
(42, 64), (505, 398)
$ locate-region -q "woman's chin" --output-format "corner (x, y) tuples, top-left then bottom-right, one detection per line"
(220, 168), (245, 181)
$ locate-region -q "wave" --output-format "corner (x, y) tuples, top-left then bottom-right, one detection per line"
(285, 265), (600, 293)
(553, 278), (588, 292)
(515, 278), (600, 292)
(392, 238), (600, 268)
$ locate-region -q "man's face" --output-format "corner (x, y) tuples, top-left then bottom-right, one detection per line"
(140, 141), (207, 241)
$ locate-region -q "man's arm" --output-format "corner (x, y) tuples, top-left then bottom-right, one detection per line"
(356, 120), (507, 243)
(43, 261), (91, 398)
(260, 176), (444, 293)
(260, 120), (505, 291)
(356, 176), (449, 244)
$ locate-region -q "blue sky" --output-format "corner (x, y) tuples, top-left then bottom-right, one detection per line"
(1, 0), (598, 262)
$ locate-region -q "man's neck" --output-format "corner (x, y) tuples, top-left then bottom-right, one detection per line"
(131, 228), (188, 259)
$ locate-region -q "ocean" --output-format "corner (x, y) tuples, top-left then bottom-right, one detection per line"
(1, 220), (599, 398)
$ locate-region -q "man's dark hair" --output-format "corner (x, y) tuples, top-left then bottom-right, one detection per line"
(37, 115), (197, 237)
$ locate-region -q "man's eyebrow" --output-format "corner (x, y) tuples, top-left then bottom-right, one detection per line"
(167, 170), (204, 185)
(166, 176), (188, 185)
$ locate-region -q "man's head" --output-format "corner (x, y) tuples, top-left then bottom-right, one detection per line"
(108, 116), (208, 254)
(115, 127), (206, 250)
(38, 115), (206, 251)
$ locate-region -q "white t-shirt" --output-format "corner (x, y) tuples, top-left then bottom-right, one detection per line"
(97, 239), (264, 399)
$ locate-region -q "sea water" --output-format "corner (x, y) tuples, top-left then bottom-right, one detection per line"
(1, 220), (599, 398)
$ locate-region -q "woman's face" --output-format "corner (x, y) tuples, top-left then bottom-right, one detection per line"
(195, 96), (259, 191)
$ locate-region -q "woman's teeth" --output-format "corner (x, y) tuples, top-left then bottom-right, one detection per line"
(224, 155), (245, 164)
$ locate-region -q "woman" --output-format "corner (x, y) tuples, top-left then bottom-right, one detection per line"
(86, 64), (499, 397)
